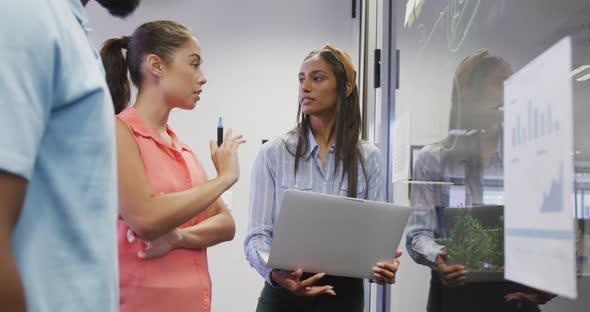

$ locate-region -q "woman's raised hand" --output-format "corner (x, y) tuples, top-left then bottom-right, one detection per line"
(209, 129), (246, 187)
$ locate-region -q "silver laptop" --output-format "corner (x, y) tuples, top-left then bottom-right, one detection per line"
(261, 189), (410, 279)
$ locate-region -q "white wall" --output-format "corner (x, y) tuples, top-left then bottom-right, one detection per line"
(85, 1), (355, 311)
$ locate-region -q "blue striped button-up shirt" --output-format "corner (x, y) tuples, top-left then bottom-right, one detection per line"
(244, 129), (385, 285)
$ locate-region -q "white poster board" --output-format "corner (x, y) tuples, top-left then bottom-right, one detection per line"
(503, 37), (577, 299)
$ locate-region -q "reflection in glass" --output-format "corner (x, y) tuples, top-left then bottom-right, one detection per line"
(396, 0), (590, 310)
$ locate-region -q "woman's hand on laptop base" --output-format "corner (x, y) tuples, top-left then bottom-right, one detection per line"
(372, 249), (403, 285)
(271, 269), (336, 296)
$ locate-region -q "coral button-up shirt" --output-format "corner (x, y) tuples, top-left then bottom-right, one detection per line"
(117, 107), (211, 312)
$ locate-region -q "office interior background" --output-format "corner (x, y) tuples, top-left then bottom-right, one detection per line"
(86, 0), (589, 311)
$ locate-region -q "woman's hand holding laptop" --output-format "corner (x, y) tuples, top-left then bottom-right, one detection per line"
(372, 249), (403, 285)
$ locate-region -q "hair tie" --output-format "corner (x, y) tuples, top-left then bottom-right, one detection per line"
(120, 36), (130, 49)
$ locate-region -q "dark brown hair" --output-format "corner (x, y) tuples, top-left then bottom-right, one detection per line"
(289, 49), (368, 198)
(99, 21), (194, 114)
(449, 54), (510, 131)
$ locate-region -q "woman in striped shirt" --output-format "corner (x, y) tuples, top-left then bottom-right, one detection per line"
(245, 43), (402, 312)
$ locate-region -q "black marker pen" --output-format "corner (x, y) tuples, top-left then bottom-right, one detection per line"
(217, 117), (223, 147)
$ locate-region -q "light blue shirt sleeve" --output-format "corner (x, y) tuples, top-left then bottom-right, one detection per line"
(0, 5), (53, 179)
(405, 147), (445, 269)
(244, 143), (278, 286)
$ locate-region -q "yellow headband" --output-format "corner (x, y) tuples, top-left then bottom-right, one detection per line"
(321, 43), (357, 90)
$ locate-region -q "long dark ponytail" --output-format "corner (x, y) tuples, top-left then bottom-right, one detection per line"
(100, 36), (131, 114)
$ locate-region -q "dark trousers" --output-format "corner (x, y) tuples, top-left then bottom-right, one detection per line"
(427, 271), (541, 312)
(256, 274), (364, 312)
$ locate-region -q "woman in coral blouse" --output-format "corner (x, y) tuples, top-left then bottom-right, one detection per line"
(100, 20), (245, 312)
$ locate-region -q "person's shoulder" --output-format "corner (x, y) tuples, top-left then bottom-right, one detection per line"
(417, 143), (444, 160)
(0, 0), (66, 79)
(0, 0), (60, 39)
(260, 132), (296, 153)
(358, 140), (382, 159)
(413, 142), (446, 172)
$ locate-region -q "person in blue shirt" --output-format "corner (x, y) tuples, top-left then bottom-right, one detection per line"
(406, 49), (554, 312)
(244, 43), (402, 312)
(0, 0), (139, 311)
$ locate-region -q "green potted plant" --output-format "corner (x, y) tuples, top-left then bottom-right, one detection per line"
(437, 210), (504, 281)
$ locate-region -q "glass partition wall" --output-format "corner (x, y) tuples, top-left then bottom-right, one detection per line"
(387, 0), (590, 311)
